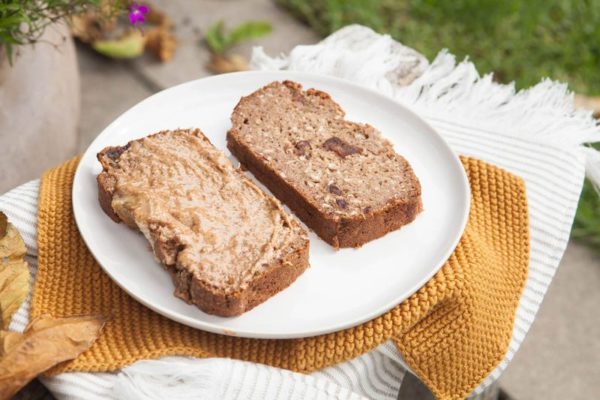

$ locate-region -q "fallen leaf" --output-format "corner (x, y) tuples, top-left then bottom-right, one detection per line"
(92, 30), (146, 59)
(0, 330), (22, 354)
(207, 53), (249, 74)
(145, 8), (173, 29)
(0, 315), (106, 399)
(71, 13), (117, 43)
(0, 219), (26, 260)
(0, 213), (6, 238)
(0, 260), (29, 329)
(143, 8), (177, 62)
(145, 27), (177, 62)
(0, 214), (30, 329)
(70, 0), (119, 43)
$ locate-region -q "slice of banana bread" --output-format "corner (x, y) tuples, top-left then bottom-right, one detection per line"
(97, 129), (309, 316)
(227, 81), (422, 248)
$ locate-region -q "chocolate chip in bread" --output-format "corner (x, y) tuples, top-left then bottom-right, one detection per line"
(227, 81), (422, 248)
(97, 129), (310, 316)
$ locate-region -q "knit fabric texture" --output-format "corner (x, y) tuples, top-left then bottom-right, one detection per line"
(32, 156), (529, 400)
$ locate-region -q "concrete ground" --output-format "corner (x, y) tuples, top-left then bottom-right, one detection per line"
(499, 242), (600, 399)
(71, 0), (600, 398)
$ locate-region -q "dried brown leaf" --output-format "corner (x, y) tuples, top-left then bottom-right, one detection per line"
(145, 9), (173, 29)
(0, 260), (29, 329)
(0, 315), (106, 399)
(145, 27), (177, 62)
(70, 0), (118, 43)
(0, 212), (6, 238)
(207, 53), (249, 74)
(70, 12), (118, 43)
(0, 330), (22, 354)
(0, 223), (26, 260)
(0, 220), (30, 330)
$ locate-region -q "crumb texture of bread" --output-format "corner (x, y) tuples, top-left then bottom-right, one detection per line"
(227, 81), (422, 248)
(97, 129), (309, 316)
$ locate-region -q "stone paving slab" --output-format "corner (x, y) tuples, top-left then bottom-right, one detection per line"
(130, 0), (319, 90)
(77, 43), (154, 151)
(499, 242), (600, 399)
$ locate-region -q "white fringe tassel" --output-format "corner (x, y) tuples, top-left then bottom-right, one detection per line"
(112, 358), (220, 400)
(252, 24), (600, 190)
(111, 357), (366, 400)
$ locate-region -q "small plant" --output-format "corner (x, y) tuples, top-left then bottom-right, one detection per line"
(205, 20), (272, 55)
(0, 0), (123, 64)
(71, 2), (177, 62)
(204, 20), (272, 73)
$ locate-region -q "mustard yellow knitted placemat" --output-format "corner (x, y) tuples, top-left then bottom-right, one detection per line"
(32, 156), (528, 400)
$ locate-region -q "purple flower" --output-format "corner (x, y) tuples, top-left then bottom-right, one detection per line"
(129, 3), (149, 25)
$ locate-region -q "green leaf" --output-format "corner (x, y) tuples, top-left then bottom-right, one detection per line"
(205, 20), (226, 54)
(0, 34), (22, 45)
(573, 179), (600, 252)
(0, 14), (27, 29)
(0, 4), (23, 13)
(205, 20), (272, 54)
(225, 21), (272, 48)
(4, 44), (13, 65)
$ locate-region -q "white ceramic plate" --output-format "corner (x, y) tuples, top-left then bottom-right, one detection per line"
(73, 71), (469, 339)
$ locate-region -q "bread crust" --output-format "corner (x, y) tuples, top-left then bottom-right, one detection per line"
(97, 145), (128, 223)
(97, 130), (310, 317)
(227, 131), (422, 247)
(168, 241), (309, 316)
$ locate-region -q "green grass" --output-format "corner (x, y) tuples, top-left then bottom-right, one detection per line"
(572, 173), (600, 249)
(278, 0), (600, 250)
(277, 0), (600, 94)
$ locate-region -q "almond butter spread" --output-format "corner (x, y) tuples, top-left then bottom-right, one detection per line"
(107, 130), (297, 292)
